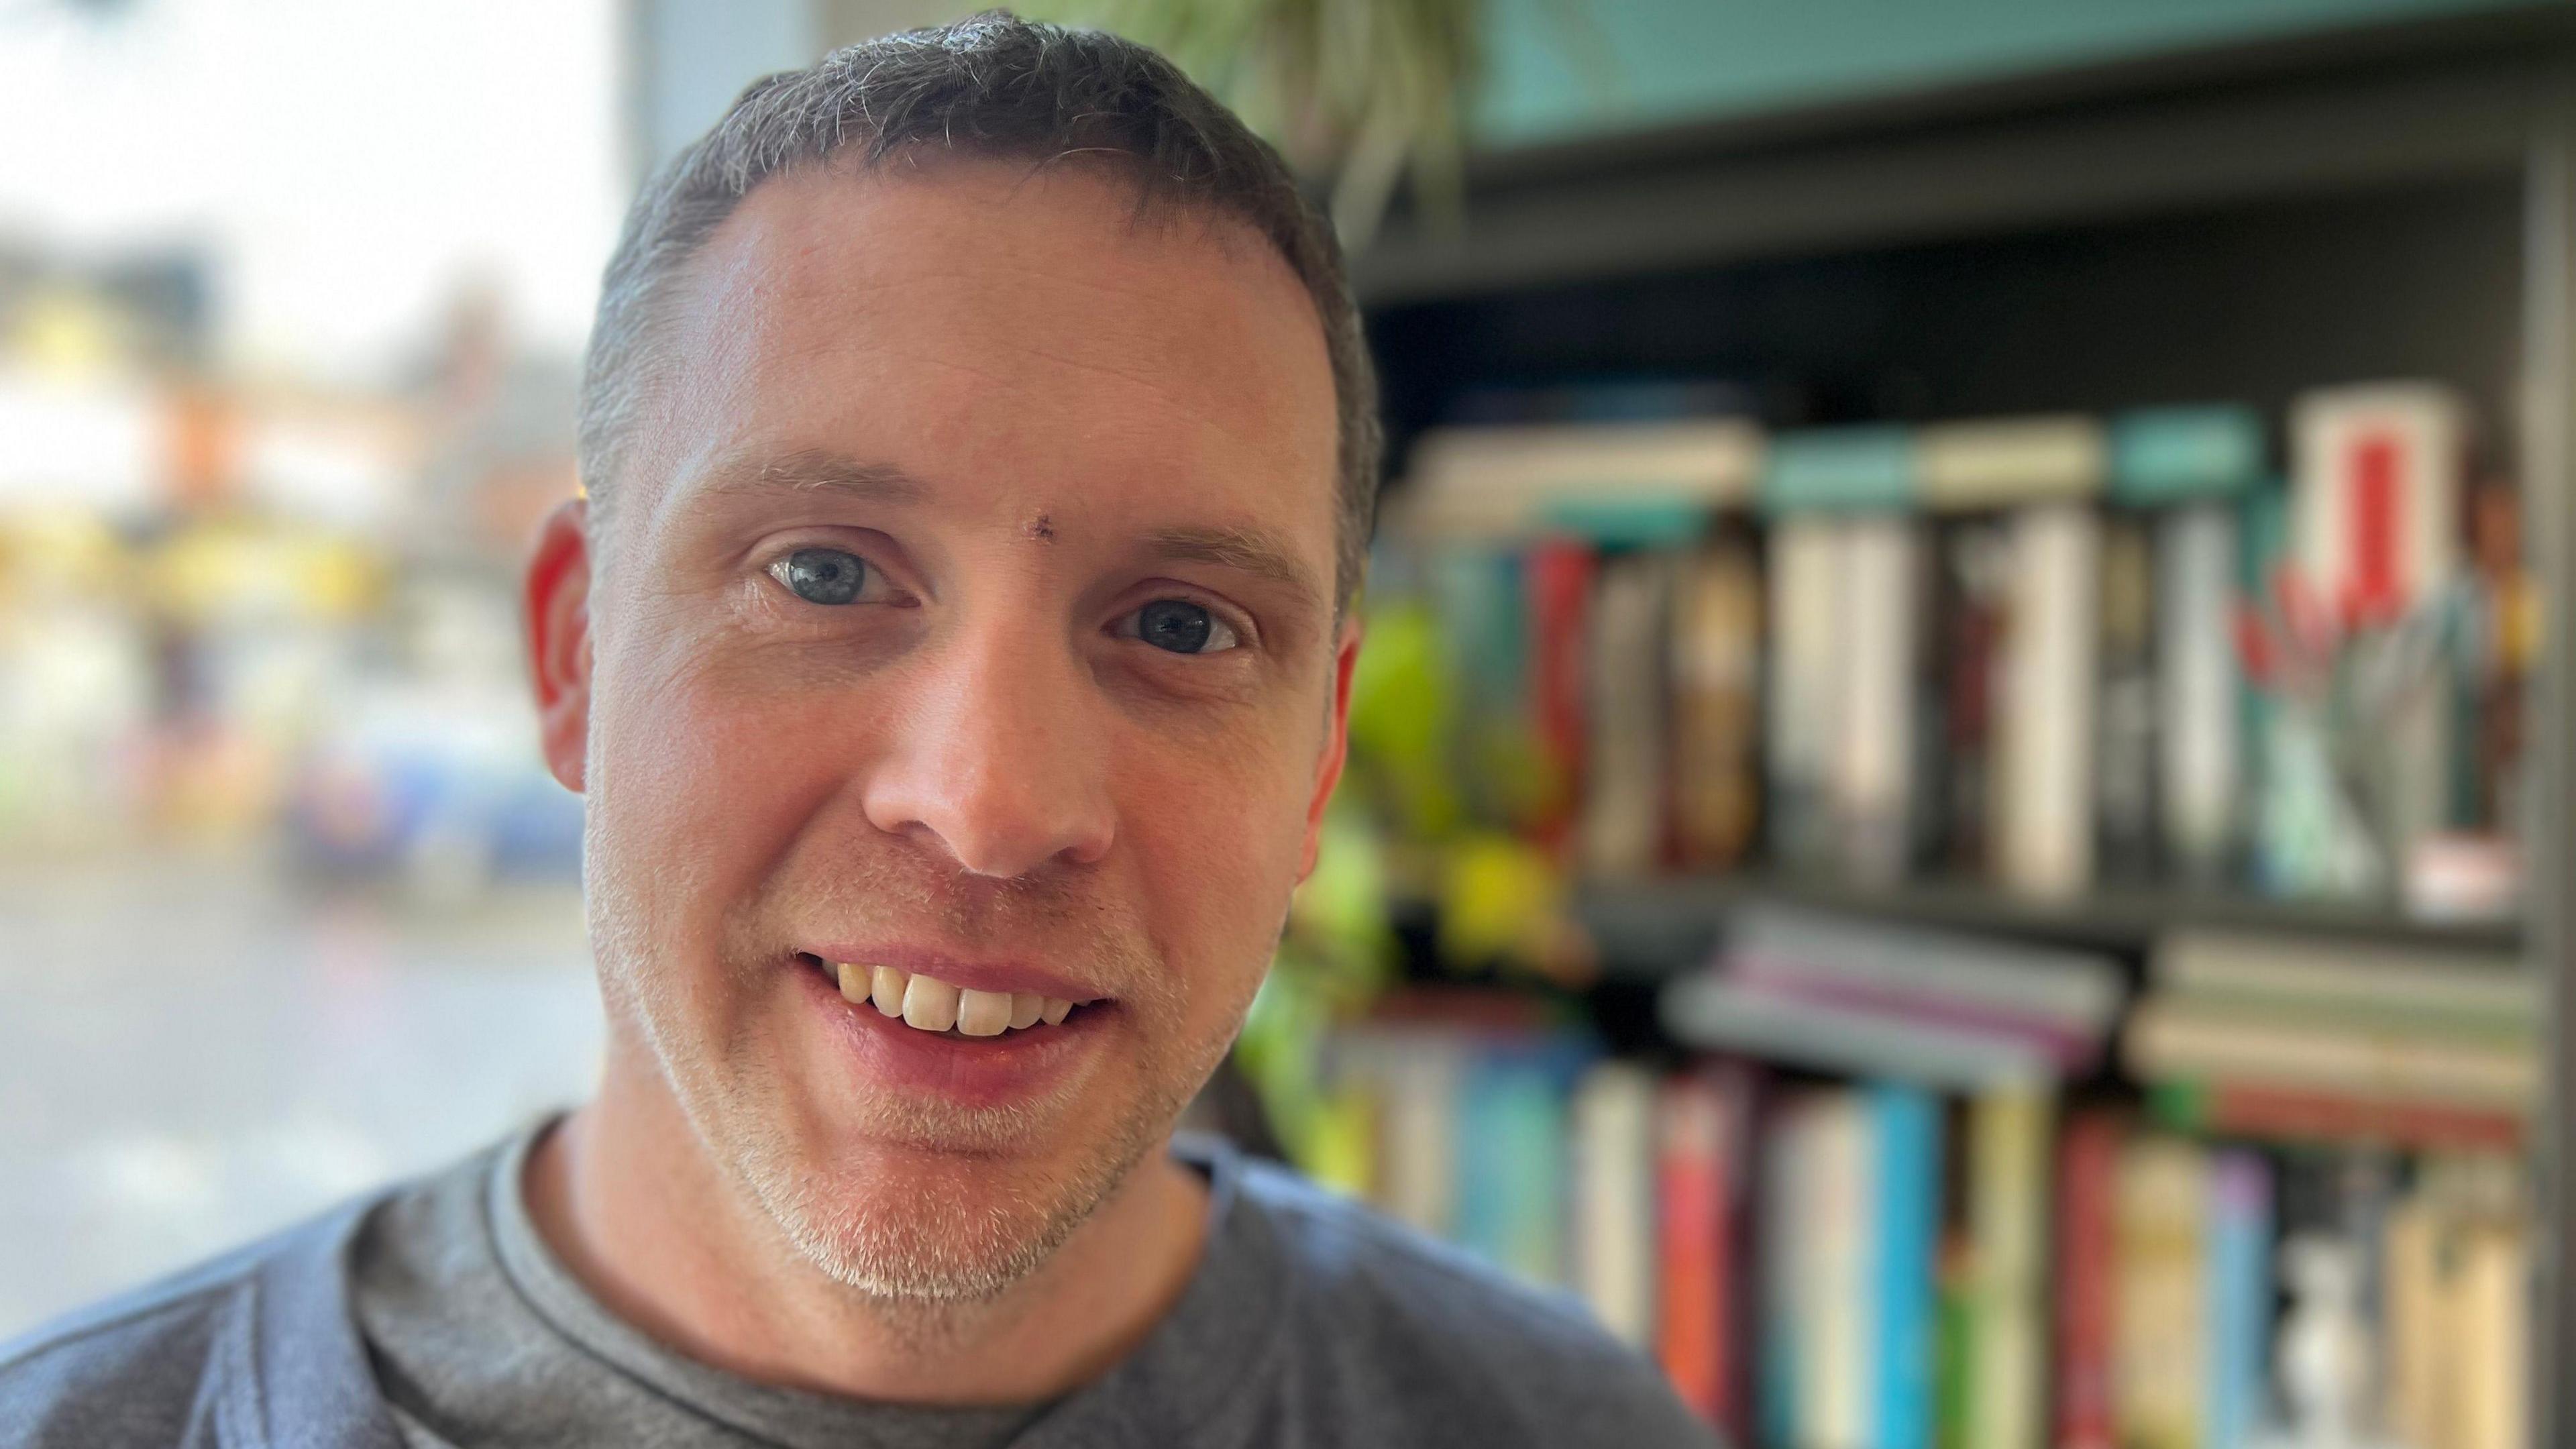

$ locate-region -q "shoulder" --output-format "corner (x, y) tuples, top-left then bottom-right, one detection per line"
(1216, 1146), (1719, 1448)
(0, 1212), (309, 1447)
(0, 1132), (507, 1449)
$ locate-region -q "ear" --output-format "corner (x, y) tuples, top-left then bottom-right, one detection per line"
(525, 498), (594, 794)
(1295, 614), (1362, 883)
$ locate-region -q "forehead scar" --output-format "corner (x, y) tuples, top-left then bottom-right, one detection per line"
(1025, 512), (1056, 541)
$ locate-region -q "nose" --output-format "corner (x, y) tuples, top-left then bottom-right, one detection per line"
(859, 610), (1116, 879)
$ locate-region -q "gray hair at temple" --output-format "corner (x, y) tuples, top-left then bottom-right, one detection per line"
(576, 9), (1381, 623)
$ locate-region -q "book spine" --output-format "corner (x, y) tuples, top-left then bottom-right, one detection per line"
(1933, 520), (2008, 875)
(2157, 504), (2241, 881)
(1997, 504), (2100, 899)
(1670, 535), (1764, 869)
(2052, 1113), (2120, 1449)
(2203, 1150), (2273, 1449)
(1657, 1075), (1729, 1420)
(2459, 1220), (2531, 1449)
(1770, 521), (1845, 871)
(2096, 515), (2159, 884)
(1814, 1093), (1876, 1449)
(1874, 1085), (1943, 1449)
(1762, 1095), (1820, 1449)
(2114, 1136), (2208, 1449)
(1656, 1065), (1758, 1438)
(1838, 518), (1926, 885)
(2162, 1079), (2523, 1153)
(1527, 539), (1597, 853)
(1968, 1089), (2051, 1449)
(1580, 551), (1674, 879)
(2291, 383), (2465, 627)
(1571, 1062), (1659, 1346)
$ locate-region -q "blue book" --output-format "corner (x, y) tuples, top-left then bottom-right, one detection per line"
(2205, 1150), (2275, 1449)
(1872, 1085), (1943, 1449)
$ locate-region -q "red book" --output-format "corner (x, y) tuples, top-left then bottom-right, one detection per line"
(1656, 1063), (1754, 1439)
(2052, 1112), (2121, 1449)
(2195, 1080), (2522, 1155)
(1525, 540), (1596, 850)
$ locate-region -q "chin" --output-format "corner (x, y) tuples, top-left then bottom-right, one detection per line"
(719, 1053), (1169, 1303)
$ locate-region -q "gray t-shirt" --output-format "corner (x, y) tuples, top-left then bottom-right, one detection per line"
(1, 1121), (1719, 1448)
(354, 1122), (1051, 1448)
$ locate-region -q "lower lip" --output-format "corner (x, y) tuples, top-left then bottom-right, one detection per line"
(793, 962), (1112, 1108)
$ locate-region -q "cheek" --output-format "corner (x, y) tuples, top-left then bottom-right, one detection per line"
(1112, 715), (1311, 1008)
(587, 621), (850, 945)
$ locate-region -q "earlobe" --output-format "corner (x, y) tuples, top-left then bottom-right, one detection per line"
(525, 498), (595, 794)
(1295, 617), (1362, 882)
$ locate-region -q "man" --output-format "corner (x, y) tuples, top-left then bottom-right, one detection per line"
(1, 13), (1713, 1447)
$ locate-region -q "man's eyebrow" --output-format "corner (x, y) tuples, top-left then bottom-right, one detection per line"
(699, 450), (931, 505)
(1141, 524), (1327, 619)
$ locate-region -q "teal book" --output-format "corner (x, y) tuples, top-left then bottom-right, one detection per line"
(1453, 1039), (1586, 1287)
(2110, 406), (2267, 506)
(1762, 425), (1916, 514)
(1872, 1085), (1943, 1449)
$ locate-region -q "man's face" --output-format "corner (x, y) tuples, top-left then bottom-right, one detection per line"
(545, 158), (1352, 1299)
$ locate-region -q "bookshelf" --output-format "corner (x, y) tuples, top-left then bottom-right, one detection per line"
(1578, 877), (2523, 981)
(1340, 8), (2576, 1445)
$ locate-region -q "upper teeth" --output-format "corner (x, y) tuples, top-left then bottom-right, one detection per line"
(835, 963), (1077, 1037)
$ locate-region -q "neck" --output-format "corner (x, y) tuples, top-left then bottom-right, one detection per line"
(523, 1037), (1211, 1404)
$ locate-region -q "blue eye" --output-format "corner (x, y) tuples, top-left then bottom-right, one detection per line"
(771, 547), (869, 605)
(1131, 599), (1240, 654)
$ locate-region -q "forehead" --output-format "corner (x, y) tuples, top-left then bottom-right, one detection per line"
(637, 157), (1338, 541)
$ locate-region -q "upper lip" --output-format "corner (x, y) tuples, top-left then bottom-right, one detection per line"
(800, 943), (1114, 1004)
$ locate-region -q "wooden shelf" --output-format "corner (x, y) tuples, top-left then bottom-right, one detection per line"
(1576, 873), (2523, 979)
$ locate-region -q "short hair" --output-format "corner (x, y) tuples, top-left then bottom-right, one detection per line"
(579, 9), (1379, 623)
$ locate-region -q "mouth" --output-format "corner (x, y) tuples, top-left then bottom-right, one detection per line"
(794, 952), (1103, 1041)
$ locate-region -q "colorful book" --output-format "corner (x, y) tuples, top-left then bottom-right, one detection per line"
(1397, 417), (1765, 539)
(2203, 1150), (2273, 1449)
(1656, 1064), (1757, 1433)
(1873, 1085), (1943, 1449)
(2290, 382), (2468, 867)
(1354, 1029), (1466, 1237)
(2123, 997), (2537, 1109)
(1454, 1042), (1578, 1285)
(2149, 1077), (2524, 1152)
(2052, 1112), (2121, 1449)
(1994, 504), (2100, 899)
(1570, 1060), (1659, 1346)
(1836, 518), (1927, 884)
(1805, 1092), (1876, 1449)
(1931, 519), (2010, 874)
(1768, 519), (1845, 871)
(1918, 415), (2106, 511)
(2112, 1136), (2207, 1449)
(2096, 515), (2159, 884)
(2108, 406), (2266, 506)
(2155, 502), (2243, 882)
(1727, 907), (2126, 1037)
(1580, 550), (1673, 879)
(1526, 540), (1596, 851)
(2290, 382), (2466, 627)
(2458, 1218), (2530, 1449)
(1669, 535), (1764, 869)
(2153, 929), (2529, 1026)
(1660, 975), (2059, 1090)
(1764, 426), (1916, 513)
(1964, 1089), (2051, 1449)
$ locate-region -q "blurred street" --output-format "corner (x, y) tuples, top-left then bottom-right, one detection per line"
(0, 849), (598, 1338)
